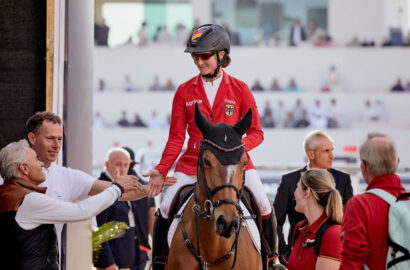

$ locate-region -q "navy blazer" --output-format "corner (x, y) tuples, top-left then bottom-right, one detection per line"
(94, 172), (139, 269)
(273, 166), (353, 258)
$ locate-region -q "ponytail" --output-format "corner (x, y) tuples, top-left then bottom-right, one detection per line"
(325, 188), (343, 223)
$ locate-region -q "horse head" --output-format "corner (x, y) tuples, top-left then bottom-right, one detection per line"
(194, 103), (252, 238)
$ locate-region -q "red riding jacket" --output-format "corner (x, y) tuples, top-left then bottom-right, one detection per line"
(155, 71), (264, 177)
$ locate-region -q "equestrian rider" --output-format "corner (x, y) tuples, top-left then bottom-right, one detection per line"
(144, 24), (278, 269)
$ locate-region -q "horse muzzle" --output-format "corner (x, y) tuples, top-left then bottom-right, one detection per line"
(215, 214), (240, 238)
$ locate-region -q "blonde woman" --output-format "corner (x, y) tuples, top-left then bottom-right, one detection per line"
(287, 169), (343, 270)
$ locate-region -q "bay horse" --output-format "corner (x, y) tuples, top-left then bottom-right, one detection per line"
(167, 104), (262, 270)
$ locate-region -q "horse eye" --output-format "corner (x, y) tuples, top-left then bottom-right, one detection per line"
(242, 161), (248, 169)
(204, 158), (211, 167)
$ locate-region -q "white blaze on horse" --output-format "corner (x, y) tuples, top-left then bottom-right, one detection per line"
(166, 104), (262, 270)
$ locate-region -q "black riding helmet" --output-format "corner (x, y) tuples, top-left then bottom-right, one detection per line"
(185, 24), (230, 79)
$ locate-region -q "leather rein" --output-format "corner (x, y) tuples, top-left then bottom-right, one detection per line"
(175, 139), (246, 270)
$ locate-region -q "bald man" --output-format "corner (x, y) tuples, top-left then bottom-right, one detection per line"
(94, 148), (140, 270)
(340, 133), (406, 269)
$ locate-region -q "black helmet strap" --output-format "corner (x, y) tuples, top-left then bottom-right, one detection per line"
(202, 52), (222, 79)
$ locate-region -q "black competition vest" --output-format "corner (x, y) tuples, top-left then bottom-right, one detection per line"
(0, 178), (59, 270)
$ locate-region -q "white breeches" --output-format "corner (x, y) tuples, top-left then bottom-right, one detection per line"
(160, 169), (271, 218)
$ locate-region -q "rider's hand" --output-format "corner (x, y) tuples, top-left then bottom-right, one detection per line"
(143, 169), (176, 197)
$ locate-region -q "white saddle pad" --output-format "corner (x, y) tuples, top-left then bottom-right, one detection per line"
(167, 195), (261, 254)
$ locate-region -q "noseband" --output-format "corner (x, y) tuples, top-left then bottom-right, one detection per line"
(193, 139), (246, 220)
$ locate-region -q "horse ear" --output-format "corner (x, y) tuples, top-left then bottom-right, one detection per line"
(233, 108), (252, 136)
(195, 103), (213, 136)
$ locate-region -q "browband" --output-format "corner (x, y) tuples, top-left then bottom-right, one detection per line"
(201, 139), (244, 152)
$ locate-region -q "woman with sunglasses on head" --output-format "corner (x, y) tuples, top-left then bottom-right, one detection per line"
(288, 169), (343, 270)
(144, 24), (280, 270)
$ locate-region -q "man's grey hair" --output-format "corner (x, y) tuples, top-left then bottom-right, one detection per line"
(359, 132), (398, 177)
(105, 147), (130, 162)
(303, 130), (333, 155)
(0, 139), (30, 180)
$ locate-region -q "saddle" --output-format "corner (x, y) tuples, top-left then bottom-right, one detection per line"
(167, 184), (262, 233)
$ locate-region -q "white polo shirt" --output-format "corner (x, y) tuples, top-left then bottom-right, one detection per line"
(40, 162), (95, 202)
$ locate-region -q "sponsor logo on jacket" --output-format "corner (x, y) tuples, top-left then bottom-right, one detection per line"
(186, 99), (203, 107)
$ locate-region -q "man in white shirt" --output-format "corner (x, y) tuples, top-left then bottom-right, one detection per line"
(24, 111), (176, 266)
(0, 139), (130, 269)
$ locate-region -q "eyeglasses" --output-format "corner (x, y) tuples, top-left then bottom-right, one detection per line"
(191, 52), (216, 61)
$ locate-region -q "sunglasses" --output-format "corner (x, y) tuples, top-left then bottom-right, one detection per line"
(191, 52), (216, 61)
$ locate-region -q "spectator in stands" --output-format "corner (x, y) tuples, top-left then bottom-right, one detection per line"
(284, 78), (300, 92)
(270, 78), (282, 91)
(163, 78), (176, 91)
(149, 76), (163, 91)
(340, 133), (405, 269)
(274, 130), (353, 260)
(121, 37), (134, 47)
(156, 26), (171, 43)
(274, 100), (287, 128)
(95, 19), (110, 46)
(289, 18), (306, 46)
(94, 148), (140, 270)
(373, 99), (387, 121)
(133, 114), (146, 127)
(307, 20), (325, 45)
(261, 101), (275, 128)
(123, 147), (156, 270)
(391, 78), (404, 92)
(118, 111), (131, 127)
(381, 36), (392, 47)
(294, 110), (310, 128)
(308, 100), (327, 129)
(346, 36), (361, 47)
(137, 22), (149, 46)
(362, 100), (374, 122)
(266, 33), (278, 47)
(94, 112), (105, 129)
(124, 74), (137, 92)
(223, 23), (241, 46)
(284, 112), (295, 128)
(327, 98), (340, 128)
(325, 65), (344, 92)
(404, 80), (410, 92)
(251, 79), (264, 91)
(287, 169), (344, 270)
(146, 110), (164, 129)
(361, 36), (375, 47)
(291, 99), (306, 123)
(175, 23), (188, 45)
(97, 78), (106, 92)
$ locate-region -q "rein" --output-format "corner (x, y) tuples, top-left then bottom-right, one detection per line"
(177, 139), (246, 270)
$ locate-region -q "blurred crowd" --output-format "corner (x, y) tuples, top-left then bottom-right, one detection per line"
(95, 19), (410, 48)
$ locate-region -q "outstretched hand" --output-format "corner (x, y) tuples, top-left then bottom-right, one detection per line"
(143, 169), (176, 198)
(114, 172), (142, 193)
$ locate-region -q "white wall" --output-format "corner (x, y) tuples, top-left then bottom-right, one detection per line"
(329, 0), (385, 45)
(329, 0), (410, 45)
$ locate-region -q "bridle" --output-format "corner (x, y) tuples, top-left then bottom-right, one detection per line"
(175, 139), (246, 270)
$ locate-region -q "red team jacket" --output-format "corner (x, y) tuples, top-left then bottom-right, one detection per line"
(155, 71), (264, 177)
(340, 174), (406, 270)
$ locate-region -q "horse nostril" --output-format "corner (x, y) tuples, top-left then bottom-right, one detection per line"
(231, 216), (240, 232)
(216, 215), (227, 228)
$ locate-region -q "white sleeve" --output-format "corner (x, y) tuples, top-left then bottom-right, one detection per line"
(15, 185), (121, 230)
